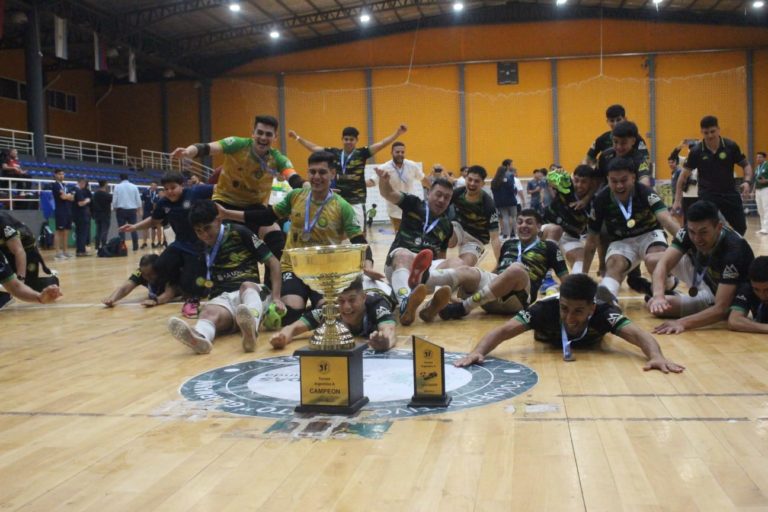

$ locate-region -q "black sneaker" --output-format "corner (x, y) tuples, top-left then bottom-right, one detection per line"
(438, 302), (468, 320)
(626, 268), (652, 295)
(0, 292), (13, 310)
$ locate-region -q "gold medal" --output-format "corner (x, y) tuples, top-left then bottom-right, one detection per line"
(626, 219), (636, 228)
(688, 286), (698, 297)
(204, 280), (214, 289)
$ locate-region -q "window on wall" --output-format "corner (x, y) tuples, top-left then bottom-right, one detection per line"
(0, 76), (77, 112)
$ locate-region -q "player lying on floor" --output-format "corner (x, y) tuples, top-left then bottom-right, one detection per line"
(102, 254), (180, 307)
(454, 273), (684, 374)
(270, 276), (397, 352)
(0, 250), (61, 308)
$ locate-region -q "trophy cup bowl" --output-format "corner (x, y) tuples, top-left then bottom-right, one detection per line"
(285, 244), (367, 350)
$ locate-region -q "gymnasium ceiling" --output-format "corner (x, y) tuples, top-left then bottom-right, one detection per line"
(1, 0), (766, 81)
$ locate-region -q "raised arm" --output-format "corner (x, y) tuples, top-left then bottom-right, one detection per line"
(287, 130), (324, 153)
(369, 124), (408, 155)
(375, 167), (403, 205)
(170, 141), (224, 160)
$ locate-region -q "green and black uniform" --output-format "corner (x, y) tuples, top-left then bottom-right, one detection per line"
(730, 282), (767, 324)
(588, 184), (667, 242)
(385, 193), (454, 267)
(496, 237), (568, 300)
(450, 187), (498, 244)
(301, 294), (396, 337)
(128, 268), (166, 299)
(596, 147), (651, 183)
(514, 295), (631, 347)
(670, 226), (753, 295)
(543, 189), (589, 238)
(205, 223), (274, 297)
(326, 146), (372, 206)
(0, 211), (52, 290)
(587, 130), (649, 164)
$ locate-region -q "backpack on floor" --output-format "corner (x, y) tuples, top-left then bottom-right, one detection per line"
(98, 237), (128, 257)
(38, 223), (54, 250)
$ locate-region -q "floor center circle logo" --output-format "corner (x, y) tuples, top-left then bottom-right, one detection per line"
(180, 348), (538, 419)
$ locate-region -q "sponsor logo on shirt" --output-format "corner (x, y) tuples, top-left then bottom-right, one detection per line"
(607, 313), (625, 327)
(375, 305), (390, 319)
(722, 264), (739, 280)
(518, 310), (532, 323)
(3, 226), (15, 238)
(675, 228), (686, 243)
(647, 193), (661, 206)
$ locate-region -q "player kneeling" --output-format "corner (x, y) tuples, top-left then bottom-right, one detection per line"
(270, 276), (397, 352)
(168, 200), (283, 354)
(454, 274), (684, 374)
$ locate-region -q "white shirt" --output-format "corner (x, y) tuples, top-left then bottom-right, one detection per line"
(377, 159), (424, 219)
(111, 179), (142, 209)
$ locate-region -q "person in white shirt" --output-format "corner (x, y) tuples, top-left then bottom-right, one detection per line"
(374, 142), (426, 231)
(112, 173), (143, 251)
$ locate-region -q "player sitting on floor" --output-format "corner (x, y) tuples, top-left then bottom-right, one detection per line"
(0, 251), (61, 309)
(728, 256), (768, 333)
(102, 254), (179, 307)
(454, 274), (684, 374)
(270, 275), (397, 352)
(167, 200), (283, 354)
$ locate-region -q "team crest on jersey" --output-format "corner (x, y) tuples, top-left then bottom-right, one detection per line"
(318, 217), (328, 228)
(179, 349), (538, 420)
(163, 207), (171, 214)
(722, 264), (739, 280)
(3, 226), (15, 238)
(606, 313), (624, 327)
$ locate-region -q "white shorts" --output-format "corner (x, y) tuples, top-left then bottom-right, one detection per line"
(205, 287), (270, 331)
(452, 221), (485, 260)
(350, 203), (366, 232)
(606, 229), (667, 271)
(457, 268), (531, 314)
(559, 232), (586, 255)
(384, 247), (444, 282)
(670, 254), (716, 315)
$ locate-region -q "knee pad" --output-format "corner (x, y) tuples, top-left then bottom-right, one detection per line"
(264, 230), (286, 259)
(283, 306), (305, 326)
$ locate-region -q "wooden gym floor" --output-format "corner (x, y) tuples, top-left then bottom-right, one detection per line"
(1, 220), (767, 511)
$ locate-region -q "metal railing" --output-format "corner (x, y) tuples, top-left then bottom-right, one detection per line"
(44, 134), (128, 166)
(0, 176), (153, 211)
(0, 128), (34, 156)
(139, 149), (214, 179)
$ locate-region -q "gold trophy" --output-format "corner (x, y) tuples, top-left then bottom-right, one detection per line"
(285, 244), (370, 414)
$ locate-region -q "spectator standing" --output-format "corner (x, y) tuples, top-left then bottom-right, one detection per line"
(91, 180), (112, 251)
(112, 173), (142, 251)
(73, 179), (92, 256)
(527, 169), (546, 213)
(51, 169), (74, 260)
(754, 151), (768, 235)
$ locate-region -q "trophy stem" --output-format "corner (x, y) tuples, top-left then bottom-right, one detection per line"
(309, 301), (356, 350)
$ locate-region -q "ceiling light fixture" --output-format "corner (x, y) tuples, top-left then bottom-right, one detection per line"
(453, 2), (464, 12)
(360, 13), (371, 23)
(270, 30), (280, 39)
(229, 2), (241, 12)
(754, 0), (765, 7)
(556, 0), (567, 5)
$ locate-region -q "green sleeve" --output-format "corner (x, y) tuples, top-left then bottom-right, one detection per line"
(218, 136), (252, 154)
(270, 149), (295, 172)
(273, 189), (300, 218)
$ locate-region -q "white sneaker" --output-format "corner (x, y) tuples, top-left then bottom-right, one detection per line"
(168, 317), (212, 354)
(54, 253), (66, 261)
(235, 304), (259, 353)
(758, 230), (768, 235)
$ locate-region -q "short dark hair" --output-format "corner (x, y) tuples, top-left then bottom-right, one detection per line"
(119, 173), (129, 181)
(342, 126), (360, 138)
(430, 177), (454, 191)
(757, 151), (767, 158)
(392, 141), (405, 150)
(342, 275), (364, 294)
(54, 168), (64, 174)
(700, 115), (718, 129)
(749, 256), (768, 283)
(139, 254), (159, 268)
(573, 164), (593, 178)
(188, 199), (219, 227)
(466, 165), (487, 180)
(518, 208), (542, 224)
(308, 150), (337, 169)
(77, 178), (87, 184)
(611, 120), (639, 139)
(501, 159), (513, 167)
(98, 180), (107, 187)
(686, 200), (720, 223)
(161, 171), (185, 185)
(254, 115), (278, 131)
(533, 168), (545, 176)
(560, 274), (598, 303)
(605, 104), (625, 119)
(607, 157), (636, 174)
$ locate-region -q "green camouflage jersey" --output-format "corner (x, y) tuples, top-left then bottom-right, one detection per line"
(450, 187), (498, 244)
(214, 136), (296, 208)
(273, 188), (362, 272)
(326, 146), (372, 205)
(204, 223), (274, 296)
(385, 193), (454, 267)
(496, 238), (568, 299)
(588, 183), (667, 242)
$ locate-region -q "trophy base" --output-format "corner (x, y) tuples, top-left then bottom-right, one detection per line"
(294, 343), (369, 416)
(408, 395), (452, 408)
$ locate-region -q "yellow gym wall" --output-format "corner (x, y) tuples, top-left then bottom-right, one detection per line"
(465, 61), (553, 176)
(655, 51), (747, 178)
(557, 56), (650, 173)
(754, 49), (768, 156)
(210, 76), (278, 168)
(373, 66), (460, 173)
(284, 70), (367, 177)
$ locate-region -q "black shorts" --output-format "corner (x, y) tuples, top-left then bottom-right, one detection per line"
(281, 271), (323, 306)
(55, 209), (72, 230)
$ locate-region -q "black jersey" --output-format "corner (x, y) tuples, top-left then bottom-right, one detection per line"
(497, 238), (568, 299)
(514, 295), (631, 347)
(730, 282), (767, 323)
(587, 130), (649, 163)
(588, 184), (667, 242)
(152, 185), (213, 253)
(671, 226), (754, 294)
(326, 146), (372, 205)
(684, 137), (747, 194)
(543, 189), (589, 238)
(0, 252), (15, 284)
(0, 212), (36, 251)
(385, 193), (453, 266)
(301, 294), (395, 337)
(596, 147), (651, 182)
(449, 187), (498, 244)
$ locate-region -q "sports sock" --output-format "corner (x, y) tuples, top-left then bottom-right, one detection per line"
(424, 268), (458, 290)
(194, 318), (216, 342)
(572, 261), (583, 274)
(241, 287), (264, 326)
(462, 285), (497, 312)
(601, 276), (620, 297)
(391, 268), (410, 303)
